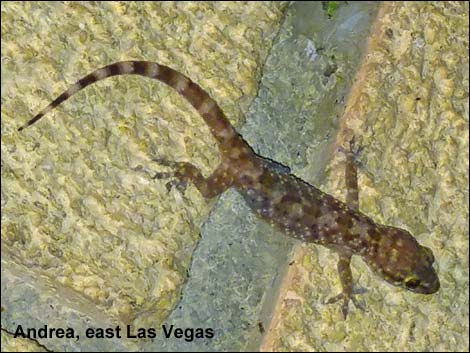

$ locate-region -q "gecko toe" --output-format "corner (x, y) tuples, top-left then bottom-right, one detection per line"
(350, 296), (366, 312)
(152, 172), (188, 193)
(349, 138), (365, 161)
(152, 158), (178, 168)
(152, 171), (173, 180)
(165, 180), (188, 193)
(326, 291), (366, 319)
(326, 292), (351, 319)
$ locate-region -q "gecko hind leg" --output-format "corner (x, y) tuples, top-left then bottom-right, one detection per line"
(327, 137), (367, 318)
(152, 158), (233, 199)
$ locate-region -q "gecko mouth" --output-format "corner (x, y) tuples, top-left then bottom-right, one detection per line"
(423, 264), (440, 294)
(421, 275), (440, 294)
(404, 271), (440, 294)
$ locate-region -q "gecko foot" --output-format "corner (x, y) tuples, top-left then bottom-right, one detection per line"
(152, 158), (188, 193)
(326, 291), (366, 319)
(338, 136), (365, 166)
(152, 157), (180, 168)
(152, 172), (188, 193)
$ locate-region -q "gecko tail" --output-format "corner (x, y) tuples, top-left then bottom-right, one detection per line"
(18, 62), (126, 131)
(18, 99), (61, 131)
(17, 89), (70, 131)
(18, 61), (238, 145)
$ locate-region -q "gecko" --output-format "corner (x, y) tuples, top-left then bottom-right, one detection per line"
(18, 60), (440, 317)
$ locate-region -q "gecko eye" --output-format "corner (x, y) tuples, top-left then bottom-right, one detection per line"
(404, 277), (421, 289)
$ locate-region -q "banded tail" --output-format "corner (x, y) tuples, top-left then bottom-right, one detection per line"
(18, 61), (240, 146)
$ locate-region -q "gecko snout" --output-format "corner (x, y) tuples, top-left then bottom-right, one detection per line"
(371, 228), (440, 295)
(403, 245), (440, 294)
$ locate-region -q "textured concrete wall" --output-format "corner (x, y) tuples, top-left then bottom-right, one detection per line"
(263, 2), (469, 351)
(2, 1), (468, 352)
(1, 2), (287, 351)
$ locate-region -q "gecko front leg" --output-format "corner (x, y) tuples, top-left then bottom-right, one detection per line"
(327, 137), (365, 318)
(326, 250), (360, 318)
(153, 158), (234, 199)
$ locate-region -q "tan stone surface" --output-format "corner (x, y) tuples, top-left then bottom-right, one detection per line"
(1, 329), (47, 352)
(1, 0), (286, 334)
(263, 2), (469, 351)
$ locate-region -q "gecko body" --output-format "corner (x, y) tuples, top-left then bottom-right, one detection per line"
(19, 61), (439, 316)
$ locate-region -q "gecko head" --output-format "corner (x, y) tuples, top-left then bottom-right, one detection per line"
(366, 226), (440, 294)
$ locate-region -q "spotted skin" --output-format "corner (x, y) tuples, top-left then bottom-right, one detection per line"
(19, 61), (439, 316)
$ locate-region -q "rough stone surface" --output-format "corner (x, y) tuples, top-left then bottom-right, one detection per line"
(162, 2), (381, 350)
(264, 2), (469, 352)
(1, 2), (286, 351)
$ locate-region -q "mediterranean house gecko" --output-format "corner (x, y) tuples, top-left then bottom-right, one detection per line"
(18, 60), (439, 317)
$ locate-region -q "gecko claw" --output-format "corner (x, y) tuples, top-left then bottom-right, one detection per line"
(152, 158), (178, 168)
(152, 172), (173, 180)
(348, 137), (365, 161)
(152, 172), (188, 193)
(166, 180), (188, 193)
(326, 291), (366, 319)
(337, 136), (365, 170)
(151, 158), (190, 193)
